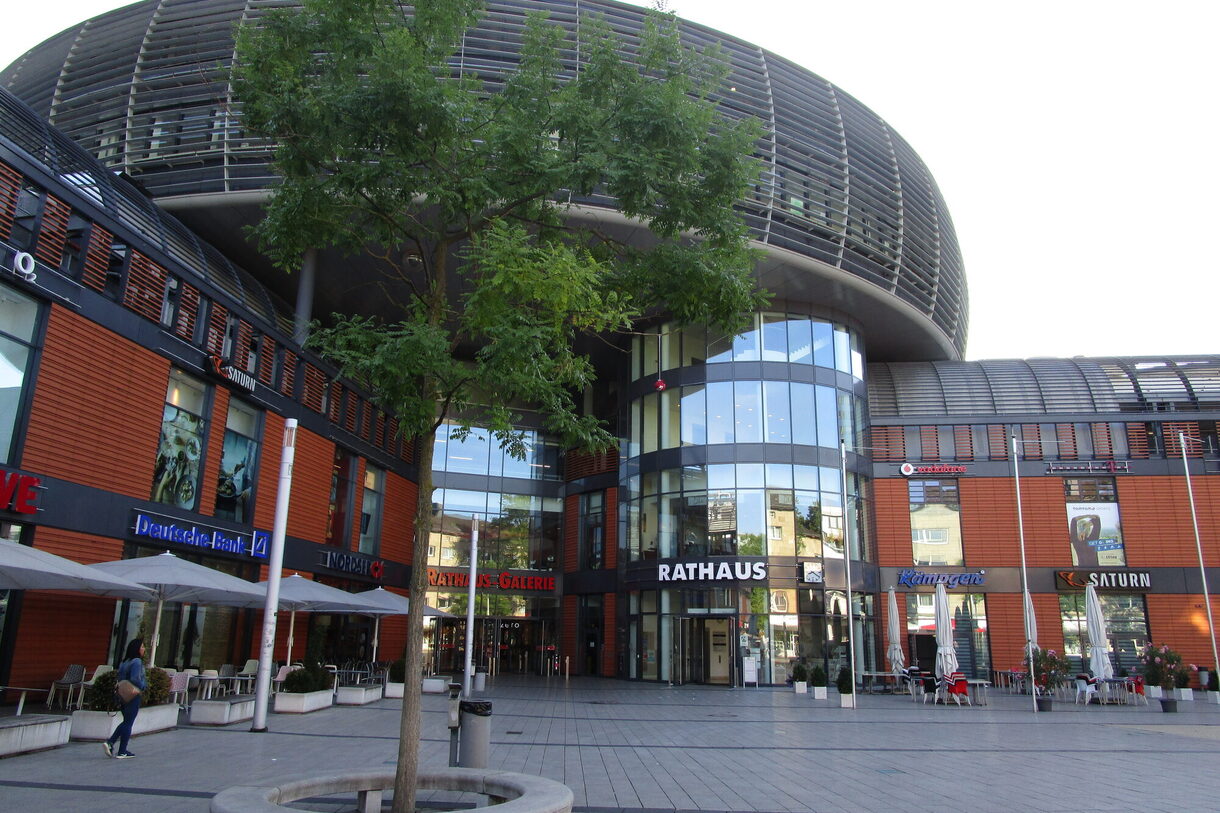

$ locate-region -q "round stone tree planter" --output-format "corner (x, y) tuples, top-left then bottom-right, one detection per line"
(211, 767), (573, 813)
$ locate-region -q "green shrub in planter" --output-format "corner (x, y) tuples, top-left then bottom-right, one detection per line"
(810, 665), (827, 687)
(81, 665), (170, 709)
(836, 666), (853, 695)
(144, 667), (170, 706)
(388, 658), (406, 683)
(790, 662), (808, 683)
(282, 664), (332, 693)
(1209, 670), (1219, 692)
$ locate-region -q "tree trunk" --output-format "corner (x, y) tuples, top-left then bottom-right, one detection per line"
(392, 427), (437, 813)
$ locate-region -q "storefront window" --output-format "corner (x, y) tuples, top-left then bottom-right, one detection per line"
(152, 369), (207, 510)
(433, 422), (561, 481)
(326, 449), (356, 547)
(0, 284), (40, 464)
(214, 400), (259, 523)
(1059, 592), (1147, 675)
(358, 464), (385, 555)
(429, 490), (560, 571)
(579, 491), (605, 569)
(1064, 477), (1125, 566)
(906, 592), (989, 679)
(909, 479), (964, 566)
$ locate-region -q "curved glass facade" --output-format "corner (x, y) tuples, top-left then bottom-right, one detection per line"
(622, 315), (874, 684)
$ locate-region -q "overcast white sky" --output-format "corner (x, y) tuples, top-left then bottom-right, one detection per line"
(4, 1), (1217, 361)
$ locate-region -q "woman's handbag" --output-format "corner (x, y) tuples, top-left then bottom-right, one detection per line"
(115, 679), (141, 703)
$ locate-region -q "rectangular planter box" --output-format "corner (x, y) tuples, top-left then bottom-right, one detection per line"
(70, 703), (180, 741)
(274, 689), (334, 714)
(1147, 685), (1163, 699)
(1207, 691), (1220, 705)
(384, 681), (404, 699)
(839, 694), (856, 709)
(335, 684), (383, 705)
(793, 681), (807, 694)
(422, 678), (449, 694)
(1174, 688), (1194, 701)
(0, 714), (71, 756)
(190, 696), (256, 726)
(812, 686), (827, 700)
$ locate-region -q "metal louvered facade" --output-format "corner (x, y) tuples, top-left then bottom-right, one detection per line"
(868, 357), (1220, 418)
(2, 0), (967, 359)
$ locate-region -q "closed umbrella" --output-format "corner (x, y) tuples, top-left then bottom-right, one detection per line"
(933, 582), (959, 681)
(91, 551), (266, 666)
(886, 588), (905, 674)
(1084, 583), (1114, 680)
(264, 574), (382, 665)
(354, 587), (453, 663)
(0, 539), (153, 599)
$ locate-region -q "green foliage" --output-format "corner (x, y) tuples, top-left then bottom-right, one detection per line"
(143, 667), (170, 707)
(282, 664), (334, 694)
(1024, 647), (1072, 688)
(82, 668), (119, 712)
(1140, 642), (1194, 690)
(388, 658), (406, 683)
(1209, 669), (1219, 692)
(835, 666), (853, 695)
(790, 662), (808, 683)
(810, 665), (827, 687)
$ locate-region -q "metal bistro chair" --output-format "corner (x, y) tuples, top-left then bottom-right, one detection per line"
(76, 664), (114, 709)
(47, 664), (86, 709)
(167, 671), (192, 711)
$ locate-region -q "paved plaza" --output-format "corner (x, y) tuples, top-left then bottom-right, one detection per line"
(1, 676), (1218, 812)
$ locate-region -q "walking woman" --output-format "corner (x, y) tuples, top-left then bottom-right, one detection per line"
(105, 638), (146, 759)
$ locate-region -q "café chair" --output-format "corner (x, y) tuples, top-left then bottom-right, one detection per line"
(1074, 676), (1098, 705)
(47, 664), (85, 709)
(76, 664), (114, 709)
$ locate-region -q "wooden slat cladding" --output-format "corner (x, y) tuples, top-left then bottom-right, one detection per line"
(382, 473), (416, 564)
(282, 428), (336, 543)
(302, 364), (326, 413)
(206, 302), (228, 356)
(1146, 594), (1220, 689)
(1163, 421), (1201, 457)
(918, 426), (939, 460)
(564, 448), (619, 480)
(81, 224), (113, 292)
(563, 494), (579, 573)
(601, 594), (617, 676)
(0, 161), (20, 239)
(234, 319), (254, 372)
(952, 425), (973, 461)
(1091, 423), (1114, 459)
(123, 250), (167, 323)
(1054, 423), (1078, 459)
(869, 426), (904, 461)
(258, 337), (276, 386)
(1126, 422), (1150, 459)
(33, 193), (71, 268)
(987, 424), (1009, 460)
(23, 306), (167, 495)
(604, 488), (619, 570)
(1019, 424), (1042, 459)
(175, 282), (200, 342)
(562, 595), (578, 672)
(280, 350), (298, 397)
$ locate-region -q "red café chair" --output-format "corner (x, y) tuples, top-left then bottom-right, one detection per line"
(947, 672), (972, 706)
(1127, 675), (1148, 706)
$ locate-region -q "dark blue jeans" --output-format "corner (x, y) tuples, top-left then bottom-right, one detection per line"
(107, 696), (141, 753)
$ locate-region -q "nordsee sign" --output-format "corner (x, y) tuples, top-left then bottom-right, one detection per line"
(131, 511), (268, 559)
(897, 569), (986, 588)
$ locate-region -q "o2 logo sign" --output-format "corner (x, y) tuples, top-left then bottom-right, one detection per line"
(9, 251), (37, 284)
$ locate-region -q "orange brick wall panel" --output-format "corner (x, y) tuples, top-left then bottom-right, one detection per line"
(563, 494), (579, 574)
(8, 591), (116, 692)
(24, 307), (167, 496)
(381, 473), (416, 565)
(960, 479), (1022, 567)
(872, 479), (912, 566)
(285, 429), (335, 544)
(1009, 478), (1067, 566)
(1119, 476), (1220, 568)
(1146, 594), (1220, 687)
(197, 387), (231, 517)
(252, 413), (285, 532)
(562, 595), (578, 672)
(602, 593), (617, 676)
(985, 592), (1065, 673)
(604, 489), (619, 570)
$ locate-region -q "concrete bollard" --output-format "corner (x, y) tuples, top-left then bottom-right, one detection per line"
(457, 699), (492, 769)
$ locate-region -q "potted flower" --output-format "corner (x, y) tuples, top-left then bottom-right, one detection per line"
(1023, 648), (1070, 711)
(384, 658), (406, 699)
(71, 666), (178, 741)
(810, 665), (828, 700)
(790, 662), (808, 694)
(1140, 642), (1191, 711)
(836, 666), (855, 709)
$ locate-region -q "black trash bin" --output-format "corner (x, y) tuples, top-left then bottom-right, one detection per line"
(457, 699), (492, 769)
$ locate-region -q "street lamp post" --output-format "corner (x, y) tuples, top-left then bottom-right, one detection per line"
(1010, 433), (1038, 714)
(1178, 432), (1219, 682)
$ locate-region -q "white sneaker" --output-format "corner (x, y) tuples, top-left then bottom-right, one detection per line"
(103, 742), (113, 758)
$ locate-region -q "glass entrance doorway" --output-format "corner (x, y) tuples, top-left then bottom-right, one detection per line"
(669, 616), (733, 685)
(433, 617), (556, 676)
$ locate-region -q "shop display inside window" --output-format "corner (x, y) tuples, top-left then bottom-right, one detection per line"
(151, 370), (207, 510)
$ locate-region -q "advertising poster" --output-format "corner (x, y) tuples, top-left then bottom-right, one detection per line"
(1066, 502), (1125, 567)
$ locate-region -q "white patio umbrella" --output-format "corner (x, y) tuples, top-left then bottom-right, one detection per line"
(91, 551), (266, 666)
(263, 574), (383, 665)
(1084, 583), (1114, 680)
(932, 582), (959, 681)
(1023, 590), (1040, 658)
(354, 587), (453, 663)
(886, 588), (905, 674)
(0, 539), (153, 599)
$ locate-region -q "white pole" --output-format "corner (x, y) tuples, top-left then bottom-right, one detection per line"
(463, 519), (479, 696)
(371, 616), (381, 664)
(1180, 432), (1219, 680)
(1011, 433), (1038, 713)
(839, 441), (857, 707)
(149, 597), (165, 667)
(285, 610), (296, 667)
(252, 418), (297, 732)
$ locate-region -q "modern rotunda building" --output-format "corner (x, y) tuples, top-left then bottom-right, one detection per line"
(1, 0), (1216, 695)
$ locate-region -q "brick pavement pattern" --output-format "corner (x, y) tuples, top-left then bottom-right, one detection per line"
(1, 676), (1217, 812)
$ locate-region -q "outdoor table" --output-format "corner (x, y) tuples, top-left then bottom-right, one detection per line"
(196, 675), (220, 700)
(966, 679), (991, 705)
(1, 686), (49, 715)
(1099, 677), (1128, 705)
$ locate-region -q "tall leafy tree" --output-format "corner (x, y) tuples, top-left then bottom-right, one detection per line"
(235, 1), (764, 808)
